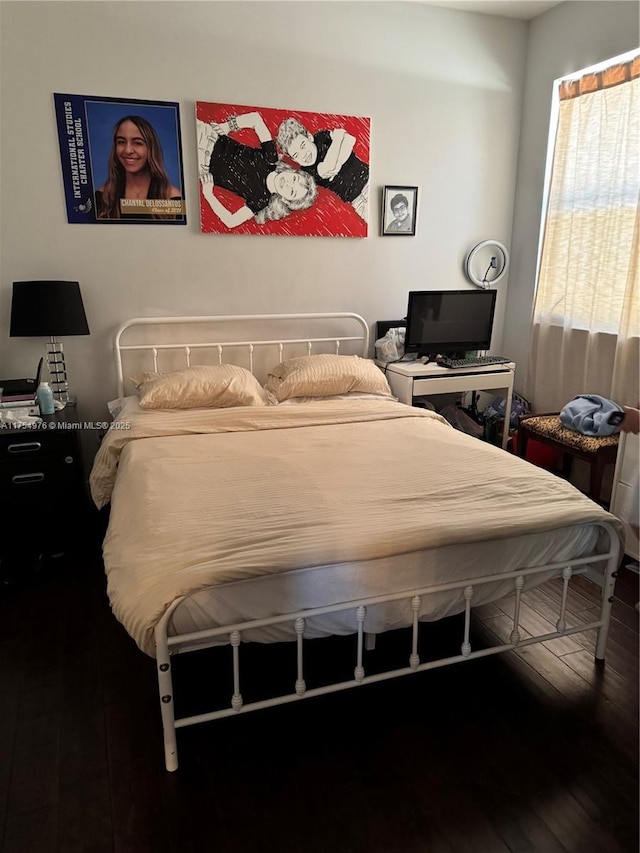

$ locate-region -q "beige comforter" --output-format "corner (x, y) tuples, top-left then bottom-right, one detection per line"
(91, 400), (621, 655)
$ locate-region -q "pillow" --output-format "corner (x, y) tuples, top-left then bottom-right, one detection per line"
(132, 364), (269, 410)
(277, 392), (396, 406)
(264, 354), (391, 402)
(130, 371), (158, 391)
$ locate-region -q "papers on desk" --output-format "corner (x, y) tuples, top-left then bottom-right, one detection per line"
(0, 408), (42, 426)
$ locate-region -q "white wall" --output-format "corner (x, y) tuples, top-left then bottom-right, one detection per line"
(503, 0), (640, 395)
(0, 0), (527, 428)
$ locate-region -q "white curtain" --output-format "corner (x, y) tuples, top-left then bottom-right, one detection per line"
(526, 59), (640, 413)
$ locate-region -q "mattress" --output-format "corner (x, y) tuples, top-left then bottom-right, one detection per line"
(91, 400), (622, 656)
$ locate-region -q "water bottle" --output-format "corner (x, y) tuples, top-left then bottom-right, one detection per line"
(37, 381), (55, 415)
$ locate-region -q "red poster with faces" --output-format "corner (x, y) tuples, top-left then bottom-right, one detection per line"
(196, 101), (370, 238)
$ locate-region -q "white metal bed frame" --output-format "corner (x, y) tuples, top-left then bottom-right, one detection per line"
(114, 312), (371, 396)
(111, 313), (621, 772)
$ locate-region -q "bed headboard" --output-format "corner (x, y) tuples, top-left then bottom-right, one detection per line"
(114, 312), (370, 397)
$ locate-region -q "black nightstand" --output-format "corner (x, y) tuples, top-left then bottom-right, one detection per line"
(0, 407), (89, 583)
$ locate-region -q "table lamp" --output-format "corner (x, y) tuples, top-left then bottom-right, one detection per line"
(10, 280), (90, 404)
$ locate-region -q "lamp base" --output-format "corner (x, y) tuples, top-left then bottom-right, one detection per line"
(52, 397), (77, 410)
(46, 339), (70, 403)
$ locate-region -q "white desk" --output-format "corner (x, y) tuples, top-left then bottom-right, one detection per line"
(379, 359), (515, 449)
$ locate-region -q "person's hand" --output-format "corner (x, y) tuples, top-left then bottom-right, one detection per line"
(211, 121), (230, 136)
(621, 406), (640, 434)
(200, 168), (214, 185)
(200, 176), (215, 193)
(317, 159), (337, 180)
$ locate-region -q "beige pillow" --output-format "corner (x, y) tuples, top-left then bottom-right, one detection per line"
(132, 364), (268, 410)
(265, 354), (391, 402)
(277, 392), (396, 406)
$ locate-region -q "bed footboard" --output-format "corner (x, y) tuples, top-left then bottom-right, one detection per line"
(154, 522), (620, 772)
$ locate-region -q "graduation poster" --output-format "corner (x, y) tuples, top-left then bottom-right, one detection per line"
(54, 93), (186, 225)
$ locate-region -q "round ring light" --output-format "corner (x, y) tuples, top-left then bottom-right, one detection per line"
(464, 240), (509, 289)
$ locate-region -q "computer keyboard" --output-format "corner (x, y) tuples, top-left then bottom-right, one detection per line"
(439, 355), (511, 369)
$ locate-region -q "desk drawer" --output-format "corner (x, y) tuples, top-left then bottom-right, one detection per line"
(0, 456), (80, 500)
(412, 371), (512, 397)
(0, 430), (76, 460)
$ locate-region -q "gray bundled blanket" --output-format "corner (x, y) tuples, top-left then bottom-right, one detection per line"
(559, 394), (623, 436)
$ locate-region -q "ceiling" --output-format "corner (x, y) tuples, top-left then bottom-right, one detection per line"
(421, 1), (564, 19)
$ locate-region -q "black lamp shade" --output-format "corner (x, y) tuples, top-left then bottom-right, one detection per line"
(10, 280), (90, 337)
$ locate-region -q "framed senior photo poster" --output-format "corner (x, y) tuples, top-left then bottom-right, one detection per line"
(381, 185), (417, 236)
(54, 93), (186, 224)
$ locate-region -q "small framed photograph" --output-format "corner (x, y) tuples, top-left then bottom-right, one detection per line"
(381, 185), (418, 236)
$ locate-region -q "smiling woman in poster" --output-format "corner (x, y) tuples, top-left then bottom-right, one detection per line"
(197, 111), (317, 229)
(95, 115), (182, 219)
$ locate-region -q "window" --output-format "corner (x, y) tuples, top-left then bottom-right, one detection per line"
(527, 50), (640, 411)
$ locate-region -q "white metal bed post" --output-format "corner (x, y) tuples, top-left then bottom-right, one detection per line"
(410, 596), (421, 669)
(154, 602), (182, 773)
(230, 631), (243, 711)
(461, 586), (474, 657)
(595, 522), (621, 659)
(510, 576), (525, 645)
(354, 606), (366, 682)
(556, 566), (573, 633)
(295, 618), (306, 696)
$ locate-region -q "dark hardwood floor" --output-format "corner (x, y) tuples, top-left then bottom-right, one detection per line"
(0, 530), (637, 853)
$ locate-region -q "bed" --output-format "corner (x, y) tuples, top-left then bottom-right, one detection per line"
(91, 312), (623, 771)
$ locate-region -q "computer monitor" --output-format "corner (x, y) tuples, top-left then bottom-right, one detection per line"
(404, 289), (497, 356)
